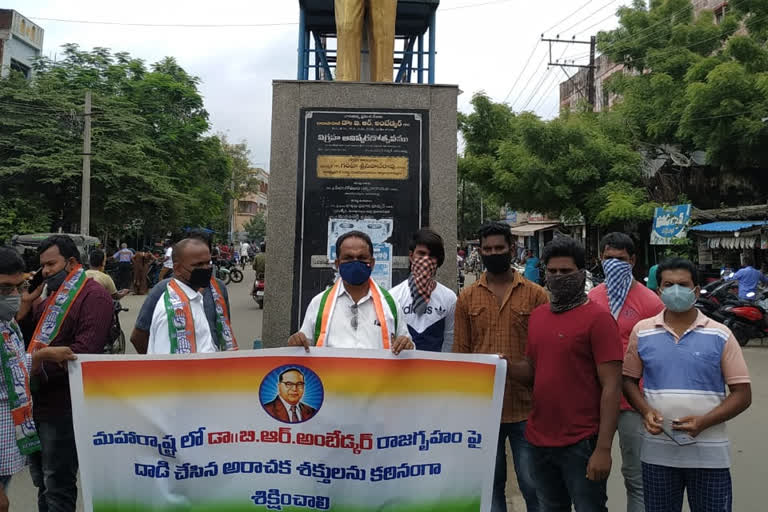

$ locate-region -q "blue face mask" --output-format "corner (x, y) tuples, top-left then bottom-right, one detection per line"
(339, 261), (372, 286)
(661, 284), (697, 313)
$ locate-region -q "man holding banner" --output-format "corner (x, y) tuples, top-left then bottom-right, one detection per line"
(288, 231), (414, 354)
(17, 235), (113, 512)
(146, 238), (237, 354)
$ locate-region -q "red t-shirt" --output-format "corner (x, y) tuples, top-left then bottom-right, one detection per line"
(525, 300), (623, 447)
(589, 282), (664, 410)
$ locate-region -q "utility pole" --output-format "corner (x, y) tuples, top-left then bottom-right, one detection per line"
(542, 35), (597, 112)
(80, 90), (92, 236)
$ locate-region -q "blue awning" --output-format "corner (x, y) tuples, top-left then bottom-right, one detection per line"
(689, 221), (768, 233)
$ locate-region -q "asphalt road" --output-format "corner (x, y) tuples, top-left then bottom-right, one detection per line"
(8, 269), (768, 510)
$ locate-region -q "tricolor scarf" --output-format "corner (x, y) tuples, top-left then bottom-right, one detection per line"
(408, 256), (438, 316)
(1, 319), (40, 455)
(27, 265), (87, 353)
(163, 279), (238, 354)
(603, 258), (634, 319)
(314, 279), (398, 348)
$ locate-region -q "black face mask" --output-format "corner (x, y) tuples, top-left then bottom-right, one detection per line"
(482, 252), (512, 275)
(185, 267), (213, 290)
(45, 268), (68, 292)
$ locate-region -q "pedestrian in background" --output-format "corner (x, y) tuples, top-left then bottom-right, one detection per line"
(588, 232), (664, 512)
(112, 243), (134, 290)
(86, 250), (129, 300)
(158, 241), (173, 282)
(131, 248), (153, 295)
(390, 228), (456, 352)
(624, 257), (751, 512)
(508, 237), (623, 511)
(454, 222), (549, 512)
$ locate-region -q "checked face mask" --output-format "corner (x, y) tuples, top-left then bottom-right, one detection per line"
(409, 256), (438, 315)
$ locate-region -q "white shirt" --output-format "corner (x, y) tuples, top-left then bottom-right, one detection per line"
(280, 396), (301, 421)
(148, 279), (216, 354)
(299, 281), (409, 349)
(163, 247), (174, 269)
(240, 243), (250, 255)
(389, 280), (456, 352)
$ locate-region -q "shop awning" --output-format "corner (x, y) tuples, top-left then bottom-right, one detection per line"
(689, 221), (768, 233)
(510, 223), (560, 236)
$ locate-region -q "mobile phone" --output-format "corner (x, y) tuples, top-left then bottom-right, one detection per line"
(28, 268), (44, 292)
(662, 419), (696, 446)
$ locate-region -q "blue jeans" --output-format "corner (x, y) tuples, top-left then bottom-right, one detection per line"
(642, 463), (732, 512)
(531, 437), (608, 512)
(492, 421), (539, 512)
(28, 416), (79, 512)
(618, 411), (645, 512)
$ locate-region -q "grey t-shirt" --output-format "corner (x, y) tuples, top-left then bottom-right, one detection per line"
(135, 278), (231, 338)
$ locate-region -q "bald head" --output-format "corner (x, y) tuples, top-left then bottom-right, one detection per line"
(172, 238), (209, 264)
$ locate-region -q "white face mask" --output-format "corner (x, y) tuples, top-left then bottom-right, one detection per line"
(0, 295), (21, 322)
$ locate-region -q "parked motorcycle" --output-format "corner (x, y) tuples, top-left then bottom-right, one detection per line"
(251, 273), (265, 309)
(216, 258), (244, 284)
(718, 291), (768, 347)
(104, 300), (128, 354)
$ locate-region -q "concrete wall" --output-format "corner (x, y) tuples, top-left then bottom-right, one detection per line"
(263, 80), (458, 346)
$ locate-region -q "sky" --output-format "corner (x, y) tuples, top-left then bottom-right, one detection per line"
(11, 0), (629, 169)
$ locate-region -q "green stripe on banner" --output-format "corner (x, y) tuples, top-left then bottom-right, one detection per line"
(93, 497), (481, 512)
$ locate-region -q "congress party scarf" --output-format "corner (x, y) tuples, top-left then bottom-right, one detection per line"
(163, 279), (238, 354)
(314, 279), (397, 349)
(1, 319), (40, 455)
(27, 265), (87, 353)
(408, 256), (438, 315)
(603, 258), (634, 319)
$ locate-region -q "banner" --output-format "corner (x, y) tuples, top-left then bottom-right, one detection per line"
(69, 348), (506, 512)
(650, 204), (691, 245)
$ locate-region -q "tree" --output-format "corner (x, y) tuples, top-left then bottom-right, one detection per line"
(599, 0), (768, 170)
(0, 45), (236, 241)
(459, 93), (651, 227)
(244, 213), (266, 242)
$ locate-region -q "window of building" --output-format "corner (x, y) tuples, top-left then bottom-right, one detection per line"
(714, 3), (728, 24)
(9, 59), (30, 79)
(238, 201), (259, 215)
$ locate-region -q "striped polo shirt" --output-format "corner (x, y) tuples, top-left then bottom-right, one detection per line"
(624, 310), (750, 469)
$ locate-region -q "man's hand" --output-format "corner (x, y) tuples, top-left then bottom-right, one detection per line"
(391, 336), (415, 355)
(673, 416), (706, 438)
(0, 485), (9, 512)
(288, 332), (311, 353)
(40, 347), (78, 367)
(643, 409), (664, 435)
(586, 447), (612, 481)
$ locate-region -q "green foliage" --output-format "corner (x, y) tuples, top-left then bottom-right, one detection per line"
(459, 94), (648, 227)
(244, 213), (266, 242)
(598, 0), (768, 170)
(0, 45), (245, 241)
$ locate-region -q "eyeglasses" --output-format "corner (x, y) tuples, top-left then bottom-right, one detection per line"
(0, 283), (29, 296)
(280, 381), (305, 390)
(350, 304), (358, 330)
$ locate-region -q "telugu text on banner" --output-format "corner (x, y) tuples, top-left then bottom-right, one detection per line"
(68, 348), (506, 512)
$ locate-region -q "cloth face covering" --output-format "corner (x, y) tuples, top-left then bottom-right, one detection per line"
(547, 270), (588, 313)
(602, 258), (634, 319)
(339, 261), (372, 286)
(661, 284), (696, 313)
(409, 256), (438, 315)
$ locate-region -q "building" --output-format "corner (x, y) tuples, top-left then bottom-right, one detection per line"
(0, 10), (43, 79)
(233, 168), (269, 242)
(558, 1), (729, 112)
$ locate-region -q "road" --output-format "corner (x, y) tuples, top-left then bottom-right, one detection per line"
(7, 268), (263, 511)
(8, 269), (768, 510)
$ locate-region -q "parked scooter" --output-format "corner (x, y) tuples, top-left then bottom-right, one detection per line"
(718, 290), (768, 347)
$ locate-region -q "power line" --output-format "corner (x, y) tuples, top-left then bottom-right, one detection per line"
(542, 0), (595, 35)
(521, 67), (553, 111)
(532, 71), (562, 112)
(503, 40), (540, 103)
(510, 54), (549, 110)
(556, 0), (619, 37)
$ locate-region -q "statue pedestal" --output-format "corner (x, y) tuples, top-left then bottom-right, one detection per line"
(263, 80), (458, 346)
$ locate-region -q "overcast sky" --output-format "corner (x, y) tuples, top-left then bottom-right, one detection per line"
(12, 0), (628, 168)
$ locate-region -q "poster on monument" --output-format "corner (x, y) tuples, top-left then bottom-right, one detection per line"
(294, 109), (429, 332)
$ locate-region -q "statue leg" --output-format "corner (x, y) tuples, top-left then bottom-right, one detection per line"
(368, 0), (397, 82)
(335, 0), (364, 81)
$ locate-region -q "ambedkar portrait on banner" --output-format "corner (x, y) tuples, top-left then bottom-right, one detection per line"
(260, 366), (324, 424)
